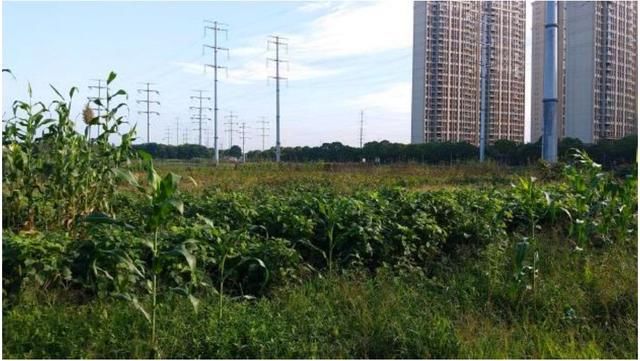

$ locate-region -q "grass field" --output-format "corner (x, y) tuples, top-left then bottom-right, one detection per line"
(3, 156), (637, 359)
(152, 160), (547, 192)
(4, 232), (636, 358)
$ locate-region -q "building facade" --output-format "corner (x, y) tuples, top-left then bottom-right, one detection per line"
(530, 1), (566, 143)
(411, 1), (526, 145)
(564, 1), (637, 143)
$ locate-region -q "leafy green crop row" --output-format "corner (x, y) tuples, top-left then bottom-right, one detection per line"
(5, 150), (636, 302)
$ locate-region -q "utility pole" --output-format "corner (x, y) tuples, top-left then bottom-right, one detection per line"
(267, 35), (288, 162)
(87, 79), (108, 138)
(189, 90), (212, 146)
(256, 116), (270, 151)
(182, 128), (189, 144)
(359, 110), (364, 148)
(204, 20), (229, 166)
(224, 110), (239, 148)
(205, 127), (212, 147)
(238, 122), (250, 163)
(175, 117), (180, 145)
(136, 82), (160, 143)
(164, 127), (172, 145)
(542, 0), (559, 163)
(479, 2), (491, 162)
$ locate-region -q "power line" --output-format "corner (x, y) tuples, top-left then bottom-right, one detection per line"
(267, 35), (288, 162)
(204, 19), (229, 166)
(189, 89), (212, 146)
(136, 82), (160, 143)
(224, 110), (239, 148)
(256, 116), (270, 151)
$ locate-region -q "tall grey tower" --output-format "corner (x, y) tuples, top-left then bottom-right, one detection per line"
(411, 1), (526, 146)
(531, 1), (566, 144)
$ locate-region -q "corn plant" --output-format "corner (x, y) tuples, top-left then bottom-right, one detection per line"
(196, 215), (269, 320)
(87, 158), (201, 357)
(2, 86), (52, 230)
(509, 238), (539, 307)
(511, 177), (544, 239)
(560, 149), (636, 248)
(2, 72), (135, 231)
(294, 196), (348, 275)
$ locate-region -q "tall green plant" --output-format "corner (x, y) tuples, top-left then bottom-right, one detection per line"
(560, 149), (636, 248)
(2, 72), (135, 231)
(196, 215), (269, 320)
(87, 158), (201, 357)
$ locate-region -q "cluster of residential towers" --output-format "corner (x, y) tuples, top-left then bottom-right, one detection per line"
(411, 1), (638, 145)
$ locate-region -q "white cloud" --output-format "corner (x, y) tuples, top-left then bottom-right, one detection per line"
(286, 1), (413, 61)
(230, 60), (343, 83)
(173, 61), (204, 75)
(175, 1), (413, 86)
(173, 59), (341, 85)
(296, 1), (337, 13)
(232, 46), (264, 58)
(349, 81), (411, 114)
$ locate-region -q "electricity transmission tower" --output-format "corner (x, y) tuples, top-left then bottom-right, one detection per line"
(267, 35), (288, 162)
(238, 122), (250, 163)
(256, 117), (270, 151)
(189, 90), (212, 146)
(175, 117), (180, 145)
(87, 79), (108, 138)
(205, 127), (213, 147)
(204, 20), (229, 166)
(136, 82), (160, 143)
(359, 110), (365, 148)
(164, 127), (172, 145)
(182, 128), (190, 144)
(224, 111), (239, 148)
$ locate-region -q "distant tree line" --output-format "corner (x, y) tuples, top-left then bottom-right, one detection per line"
(134, 135), (636, 167)
(133, 143), (242, 159)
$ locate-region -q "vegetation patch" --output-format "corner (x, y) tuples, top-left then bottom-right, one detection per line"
(2, 79), (637, 359)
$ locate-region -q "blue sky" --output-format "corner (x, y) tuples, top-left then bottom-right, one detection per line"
(3, 0), (533, 150)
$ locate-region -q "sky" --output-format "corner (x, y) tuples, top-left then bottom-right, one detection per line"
(2, 0), (534, 150)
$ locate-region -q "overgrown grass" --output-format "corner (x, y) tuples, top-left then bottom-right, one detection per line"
(152, 160), (546, 193)
(4, 230), (636, 359)
(4, 154), (637, 358)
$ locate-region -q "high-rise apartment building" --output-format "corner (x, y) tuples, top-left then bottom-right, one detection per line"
(530, 1), (566, 143)
(411, 1), (526, 145)
(564, 1), (637, 143)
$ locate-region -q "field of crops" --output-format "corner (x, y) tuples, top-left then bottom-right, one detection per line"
(2, 76), (638, 358)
